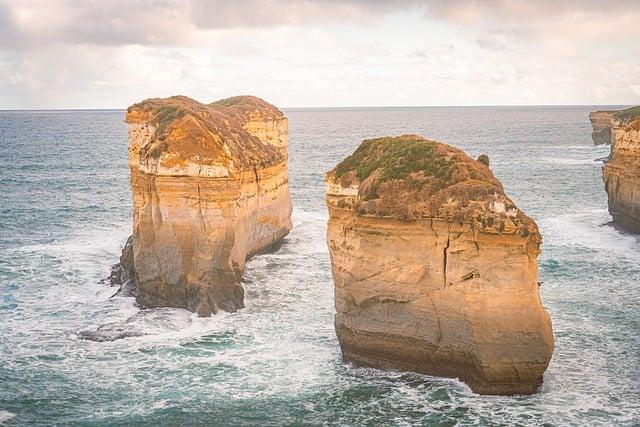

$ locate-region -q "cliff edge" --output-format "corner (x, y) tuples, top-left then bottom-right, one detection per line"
(112, 95), (292, 316)
(326, 135), (554, 395)
(601, 106), (640, 232)
(589, 111), (617, 145)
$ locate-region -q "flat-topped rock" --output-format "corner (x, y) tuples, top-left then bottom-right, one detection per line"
(112, 95), (292, 316)
(327, 135), (538, 237)
(326, 134), (554, 395)
(126, 95), (287, 177)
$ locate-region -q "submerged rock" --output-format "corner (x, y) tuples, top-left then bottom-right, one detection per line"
(599, 106), (640, 233)
(112, 95), (292, 316)
(78, 326), (146, 342)
(326, 135), (554, 395)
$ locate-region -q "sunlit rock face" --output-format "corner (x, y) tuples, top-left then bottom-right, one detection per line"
(601, 107), (640, 233)
(326, 135), (554, 395)
(589, 111), (617, 145)
(115, 95), (292, 316)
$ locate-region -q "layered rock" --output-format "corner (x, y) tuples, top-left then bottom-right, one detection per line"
(326, 135), (554, 395)
(113, 95), (292, 316)
(589, 110), (618, 145)
(601, 106), (640, 233)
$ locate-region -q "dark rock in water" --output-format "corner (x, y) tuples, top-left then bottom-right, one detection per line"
(78, 323), (146, 342)
(78, 310), (193, 342)
(107, 235), (137, 297)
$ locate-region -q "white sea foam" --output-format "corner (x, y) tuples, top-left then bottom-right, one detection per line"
(542, 157), (604, 166)
(0, 411), (15, 424)
(539, 208), (640, 261)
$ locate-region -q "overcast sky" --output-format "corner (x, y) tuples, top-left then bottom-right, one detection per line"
(1, 0), (639, 109)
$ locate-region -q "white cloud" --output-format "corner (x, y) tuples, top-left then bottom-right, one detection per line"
(0, 0), (639, 108)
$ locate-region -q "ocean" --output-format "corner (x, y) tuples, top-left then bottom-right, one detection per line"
(0, 106), (639, 426)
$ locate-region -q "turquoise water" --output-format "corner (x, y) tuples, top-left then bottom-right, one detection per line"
(0, 107), (639, 426)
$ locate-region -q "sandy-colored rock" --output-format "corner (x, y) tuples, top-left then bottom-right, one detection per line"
(326, 135), (554, 395)
(600, 107), (640, 233)
(589, 111), (618, 145)
(114, 95), (292, 316)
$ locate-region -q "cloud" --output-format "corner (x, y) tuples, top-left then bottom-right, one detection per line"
(475, 32), (510, 51)
(3, 0), (640, 50)
(0, 0), (639, 108)
(425, 0), (639, 25)
(0, 0), (198, 48)
(190, 0), (417, 29)
(424, 0), (640, 52)
(0, 0), (419, 49)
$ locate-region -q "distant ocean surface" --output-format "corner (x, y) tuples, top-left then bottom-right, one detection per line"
(1, 106), (639, 426)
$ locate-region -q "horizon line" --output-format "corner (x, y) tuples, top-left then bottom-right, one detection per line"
(0, 103), (633, 112)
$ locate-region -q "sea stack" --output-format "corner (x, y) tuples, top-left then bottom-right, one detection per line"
(600, 106), (640, 233)
(326, 135), (554, 395)
(113, 95), (292, 316)
(589, 111), (618, 145)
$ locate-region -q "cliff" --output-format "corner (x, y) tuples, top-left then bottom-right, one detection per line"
(326, 135), (554, 395)
(112, 95), (292, 316)
(601, 106), (640, 233)
(589, 111), (618, 145)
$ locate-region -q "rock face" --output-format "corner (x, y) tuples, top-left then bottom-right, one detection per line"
(589, 111), (618, 145)
(326, 135), (554, 395)
(601, 106), (640, 233)
(114, 95), (292, 316)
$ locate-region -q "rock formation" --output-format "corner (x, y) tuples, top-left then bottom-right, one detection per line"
(326, 135), (554, 395)
(589, 110), (618, 145)
(600, 106), (640, 233)
(112, 95), (292, 316)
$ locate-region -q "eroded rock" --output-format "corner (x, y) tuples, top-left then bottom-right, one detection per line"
(112, 95), (292, 316)
(599, 106), (640, 233)
(326, 135), (554, 395)
(589, 111), (618, 145)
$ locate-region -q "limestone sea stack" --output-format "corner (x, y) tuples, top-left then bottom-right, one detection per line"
(113, 95), (292, 316)
(600, 106), (640, 233)
(326, 135), (554, 395)
(589, 110), (618, 145)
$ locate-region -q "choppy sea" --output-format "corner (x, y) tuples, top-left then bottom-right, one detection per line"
(0, 106), (639, 426)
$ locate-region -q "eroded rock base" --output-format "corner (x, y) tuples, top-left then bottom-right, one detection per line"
(108, 232), (288, 316)
(337, 323), (544, 395)
(604, 168), (640, 234)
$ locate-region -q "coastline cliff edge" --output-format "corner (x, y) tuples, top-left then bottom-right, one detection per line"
(589, 106), (640, 233)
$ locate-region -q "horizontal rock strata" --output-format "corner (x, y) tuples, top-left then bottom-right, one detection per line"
(113, 95), (292, 316)
(326, 135), (554, 395)
(600, 106), (640, 233)
(589, 111), (617, 145)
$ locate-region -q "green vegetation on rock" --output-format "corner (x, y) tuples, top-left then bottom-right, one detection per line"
(334, 136), (456, 183)
(617, 106), (640, 123)
(154, 105), (185, 137)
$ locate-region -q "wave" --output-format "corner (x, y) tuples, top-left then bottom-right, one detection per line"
(539, 208), (640, 261)
(0, 410), (15, 424)
(542, 157), (604, 166)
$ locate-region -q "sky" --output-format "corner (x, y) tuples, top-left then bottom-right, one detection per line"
(1, 0), (639, 109)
